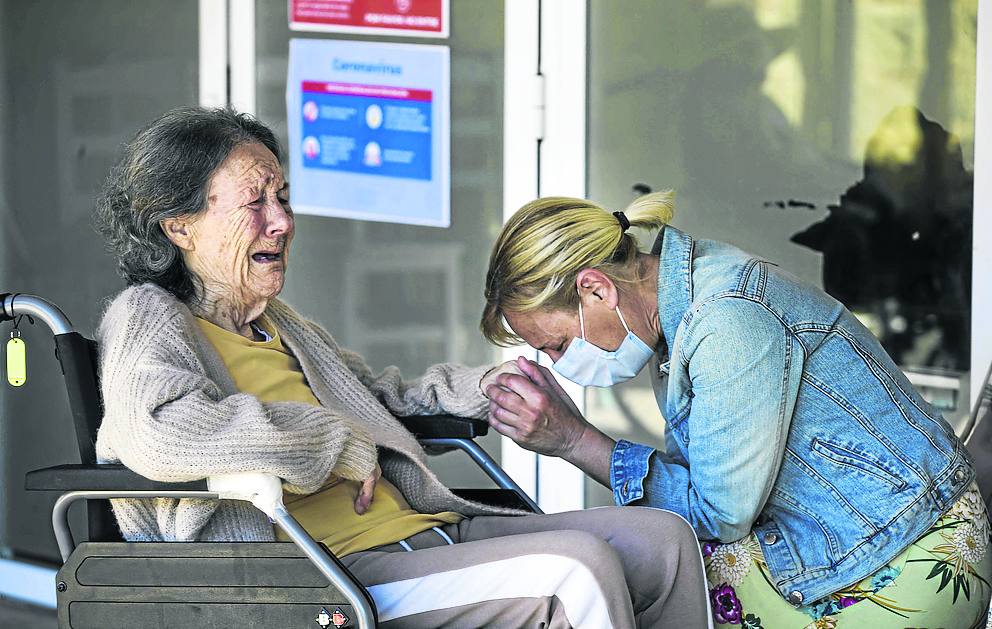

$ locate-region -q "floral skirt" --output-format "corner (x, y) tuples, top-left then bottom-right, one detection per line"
(703, 482), (992, 628)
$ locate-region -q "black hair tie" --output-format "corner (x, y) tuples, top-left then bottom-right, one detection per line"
(612, 211), (630, 232)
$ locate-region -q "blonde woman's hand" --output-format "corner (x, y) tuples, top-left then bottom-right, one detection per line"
(354, 463), (381, 515)
(484, 356), (590, 458)
(486, 357), (615, 486)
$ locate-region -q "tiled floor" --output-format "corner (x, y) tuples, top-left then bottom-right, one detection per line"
(0, 599), (57, 629)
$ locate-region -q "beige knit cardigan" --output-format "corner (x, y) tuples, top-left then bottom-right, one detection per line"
(95, 283), (517, 542)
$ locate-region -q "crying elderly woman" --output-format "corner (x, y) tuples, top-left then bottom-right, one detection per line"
(92, 106), (710, 628)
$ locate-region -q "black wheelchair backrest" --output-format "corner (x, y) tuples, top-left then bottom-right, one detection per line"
(53, 332), (103, 465)
(51, 332), (122, 542)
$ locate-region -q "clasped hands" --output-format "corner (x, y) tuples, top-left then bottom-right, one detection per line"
(356, 357), (592, 515)
(481, 356), (591, 458)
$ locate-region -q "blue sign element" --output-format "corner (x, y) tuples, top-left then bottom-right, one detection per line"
(301, 89), (432, 181)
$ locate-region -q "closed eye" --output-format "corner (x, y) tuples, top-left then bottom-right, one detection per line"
(244, 191), (264, 209)
(246, 189), (291, 210)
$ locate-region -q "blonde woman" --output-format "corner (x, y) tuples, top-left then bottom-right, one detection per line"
(481, 191), (992, 628)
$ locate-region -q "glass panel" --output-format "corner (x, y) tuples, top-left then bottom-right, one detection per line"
(0, 0), (199, 557)
(255, 0), (505, 485)
(585, 0), (978, 507)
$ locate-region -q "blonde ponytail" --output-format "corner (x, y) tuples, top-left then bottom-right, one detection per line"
(622, 189), (675, 230)
(481, 190), (676, 346)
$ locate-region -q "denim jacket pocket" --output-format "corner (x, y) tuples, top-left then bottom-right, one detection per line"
(810, 438), (907, 492)
(753, 518), (803, 582)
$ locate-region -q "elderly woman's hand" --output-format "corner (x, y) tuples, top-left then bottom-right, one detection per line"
(354, 463), (381, 515)
(485, 357), (590, 458)
(479, 360), (527, 395)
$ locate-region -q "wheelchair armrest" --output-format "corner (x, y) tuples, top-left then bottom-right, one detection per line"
(398, 414), (489, 439)
(25, 463), (209, 492)
(451, 488), (539, 512)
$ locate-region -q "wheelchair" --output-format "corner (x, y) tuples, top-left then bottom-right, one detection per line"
(2, 292), (542, 629)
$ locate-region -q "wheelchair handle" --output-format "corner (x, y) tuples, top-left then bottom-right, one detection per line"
(1, 293), (74, 335)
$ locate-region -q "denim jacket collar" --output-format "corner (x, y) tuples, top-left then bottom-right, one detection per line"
(652, 226), (694, 357)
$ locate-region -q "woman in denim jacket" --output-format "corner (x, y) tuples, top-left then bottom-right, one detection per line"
(480, 191), (992, 628)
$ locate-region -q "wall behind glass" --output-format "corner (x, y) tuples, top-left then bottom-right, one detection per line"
(586, 0), (977, 507)
(255, 0), (505, 485)
(0, 0), (198, 559)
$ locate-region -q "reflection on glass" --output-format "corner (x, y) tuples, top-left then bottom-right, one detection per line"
(586, 0), (977, 506)
(792, 107), (973, 375)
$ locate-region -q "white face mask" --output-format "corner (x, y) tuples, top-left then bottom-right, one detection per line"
(552, 300), (656, 387)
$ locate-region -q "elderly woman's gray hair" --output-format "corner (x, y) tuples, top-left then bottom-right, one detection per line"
(96, 107), (283, 301)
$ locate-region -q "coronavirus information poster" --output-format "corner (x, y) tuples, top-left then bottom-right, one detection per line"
(287, 39), (450, 226)
(289, 0), (448, 38)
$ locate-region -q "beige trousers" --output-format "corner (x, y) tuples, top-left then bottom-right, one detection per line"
(341, 506), (711, 628)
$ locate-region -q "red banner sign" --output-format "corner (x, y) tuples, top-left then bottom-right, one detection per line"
(302, 81), (433, 102)
(289, 0), (447, 37)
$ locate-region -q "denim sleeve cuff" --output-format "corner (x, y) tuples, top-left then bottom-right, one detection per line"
(610, 440), (656, 505)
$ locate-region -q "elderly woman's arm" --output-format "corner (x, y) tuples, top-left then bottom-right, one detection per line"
(95, 297), (377, 493)
(306, 320), (493, 419)
(340, 347), (492, 419)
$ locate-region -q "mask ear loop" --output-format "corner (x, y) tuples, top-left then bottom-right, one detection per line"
(578, 300), (587, 340)
(615, 306), (633, 335)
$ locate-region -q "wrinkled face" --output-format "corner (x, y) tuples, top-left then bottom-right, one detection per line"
(504, 300), (629, 363)
(185, 142), (294, 305)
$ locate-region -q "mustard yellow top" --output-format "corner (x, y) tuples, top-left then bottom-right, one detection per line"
(195, 315), (462, 556)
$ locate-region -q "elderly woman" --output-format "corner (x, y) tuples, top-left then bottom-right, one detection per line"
(481, 192), (992, 628)
(93, 107), (709, 628)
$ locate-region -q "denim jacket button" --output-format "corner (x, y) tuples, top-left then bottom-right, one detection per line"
(787, 591), (804, 605)
(763, 532), (778, 545)
(954, 468), (966, 483)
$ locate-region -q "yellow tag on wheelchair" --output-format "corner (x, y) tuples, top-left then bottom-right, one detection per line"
(6, 329), (25, 386)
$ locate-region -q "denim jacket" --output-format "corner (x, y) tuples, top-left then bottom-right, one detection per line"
(610, 226), (974, 605)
